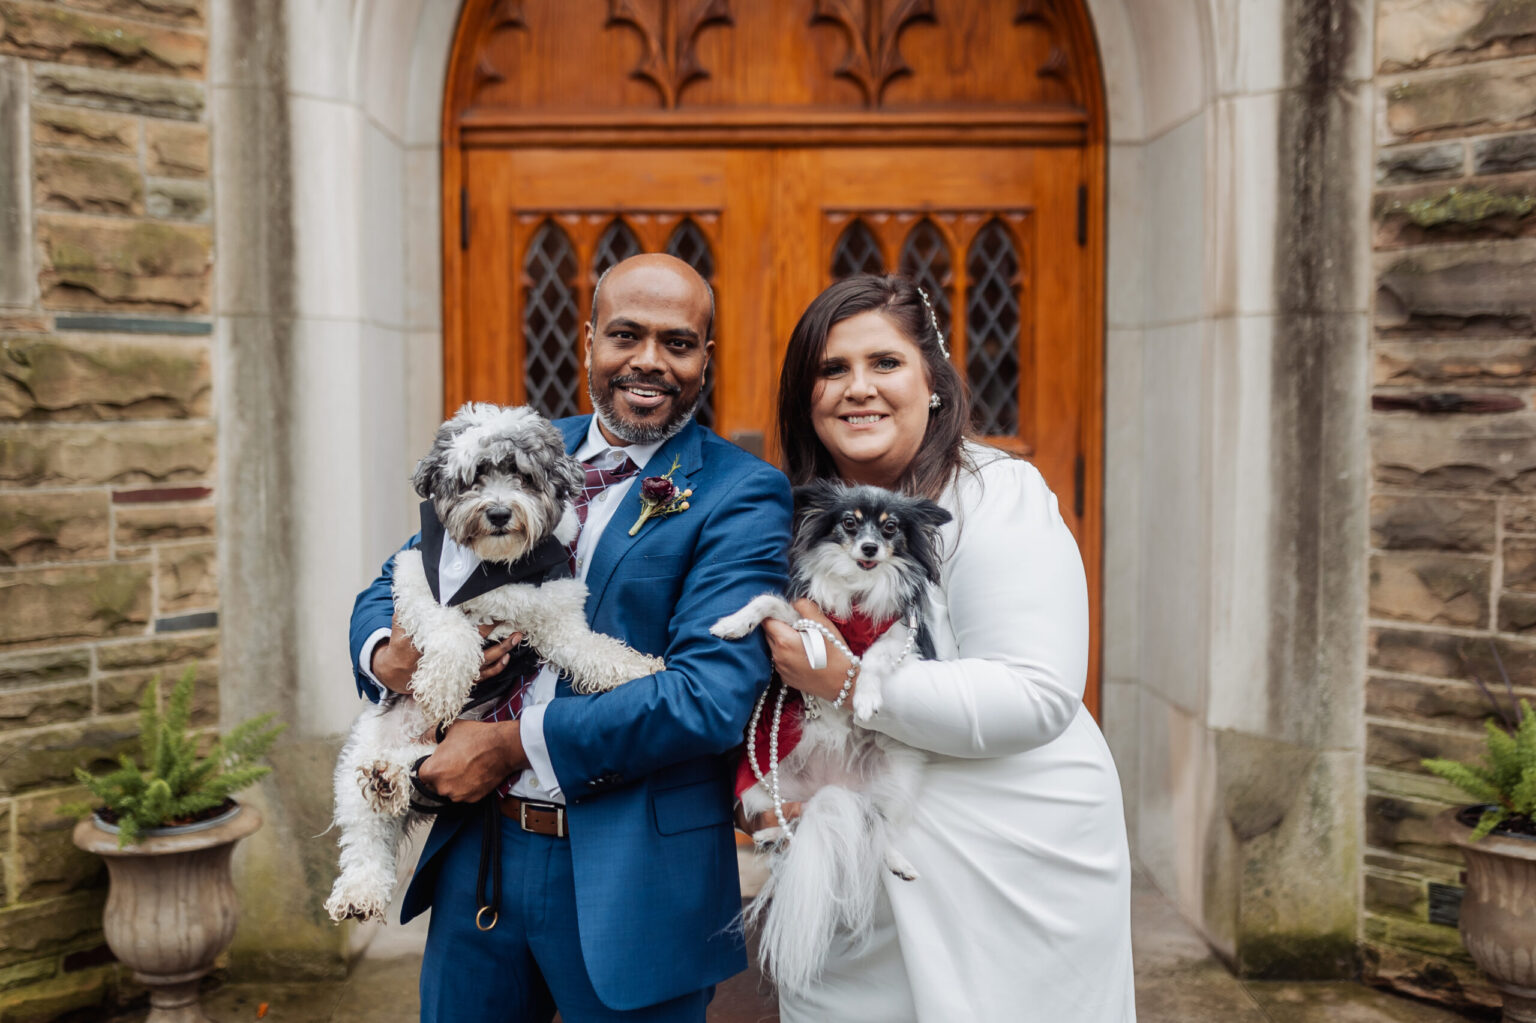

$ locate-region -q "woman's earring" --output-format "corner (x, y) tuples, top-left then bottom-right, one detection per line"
(929, 393), (943, 410)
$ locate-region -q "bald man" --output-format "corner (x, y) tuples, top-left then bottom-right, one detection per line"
(348, 255), (792, 1022)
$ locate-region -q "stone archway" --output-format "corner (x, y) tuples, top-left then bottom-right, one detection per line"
(215, 0), (1372, 977)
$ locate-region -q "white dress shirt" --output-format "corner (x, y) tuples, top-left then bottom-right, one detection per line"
(359, 416), (663, 804)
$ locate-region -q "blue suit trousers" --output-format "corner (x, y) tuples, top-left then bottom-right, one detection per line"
(418, 815), (713, 1023)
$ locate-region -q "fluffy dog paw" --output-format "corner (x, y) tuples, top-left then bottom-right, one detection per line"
(884, 848), (920, 882)
(325, 882), (389, 923)
(710, 608), (760, 640)
(357, 761), (410, 817)
(851, 678), (884, 720)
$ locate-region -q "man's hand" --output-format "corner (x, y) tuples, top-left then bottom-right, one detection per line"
(371, 616), (521, 694)
(418, 719), (528, 804)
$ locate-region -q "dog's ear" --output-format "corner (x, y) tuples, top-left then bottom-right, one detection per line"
(410, 453), (436, 499)
(552, 452), (585, 503)
(411, 425), (457, 499)
(907, 499), (953, 531)
(792, 479), (842, 515)
(900, 498), (952, 585)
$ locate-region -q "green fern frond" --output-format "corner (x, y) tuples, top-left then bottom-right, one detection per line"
(1423, 758), (1505, 805)
(1510, 769), (1536, 818)
(1516, 699), (1536, 762)
(138, 677), (162, 771)
(1470, 807), (1509, 841)
(1427, 689), (1536, 841)
(61, 662), (286, 848)
(164, 668), (194, 741)
(1486, 721), (1523, 790)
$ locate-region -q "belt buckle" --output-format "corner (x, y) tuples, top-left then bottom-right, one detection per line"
(518, 799), (567, 838)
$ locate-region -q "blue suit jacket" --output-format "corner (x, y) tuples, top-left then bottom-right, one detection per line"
(347, 416), (791, 1010)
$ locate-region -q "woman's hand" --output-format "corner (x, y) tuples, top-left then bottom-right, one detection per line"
(763, 598), (858, 703)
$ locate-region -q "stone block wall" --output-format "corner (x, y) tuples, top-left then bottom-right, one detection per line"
(0, 0), (214, 1018)
(1367, 0), (1536, 1013)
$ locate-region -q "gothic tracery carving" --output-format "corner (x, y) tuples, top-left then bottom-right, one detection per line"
(471, 0), (527, 95)
(811, 0), (936, 108)
(606, 0), (735, 109)
(1014, 0), (1077, 98)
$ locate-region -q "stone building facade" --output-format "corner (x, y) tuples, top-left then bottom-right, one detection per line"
(0, 0), (1530, 1019)
(1363, 0), (1536, 1012)
(0, 0), (219, 1017)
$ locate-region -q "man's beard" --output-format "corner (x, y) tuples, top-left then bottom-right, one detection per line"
(588, 368), (703, 446)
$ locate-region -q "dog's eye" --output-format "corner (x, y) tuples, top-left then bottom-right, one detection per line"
(840, 513), (857, 532)
(880, 520), (899, 539)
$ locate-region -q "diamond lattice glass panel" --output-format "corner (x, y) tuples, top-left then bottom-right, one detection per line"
(592, 218), (643, 279)
(965, 220), (1021, 436)
(666, 219), (715, 279)
(831, 220), (885, 280)
(666, 219), (717, 429)
(898, 218), (953, 341)
(523, 219), (581, 419)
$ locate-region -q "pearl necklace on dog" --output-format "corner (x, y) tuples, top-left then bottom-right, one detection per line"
(746, 614), (919, 837)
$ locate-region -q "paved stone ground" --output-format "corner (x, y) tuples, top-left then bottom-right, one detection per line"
(158, 866), (1486, 1023)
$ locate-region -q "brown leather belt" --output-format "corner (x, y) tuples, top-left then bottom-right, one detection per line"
(498, 796), (567, 838)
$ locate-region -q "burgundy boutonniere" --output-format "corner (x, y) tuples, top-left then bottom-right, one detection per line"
(629, 456), (693, 536)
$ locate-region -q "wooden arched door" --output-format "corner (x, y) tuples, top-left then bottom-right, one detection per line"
(442, 0), (1107, 715)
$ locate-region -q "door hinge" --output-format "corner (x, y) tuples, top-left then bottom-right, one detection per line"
(459, 186), (469, 251)
(1076, 184), (1088, 247)
(1073, 453), (1085, 518)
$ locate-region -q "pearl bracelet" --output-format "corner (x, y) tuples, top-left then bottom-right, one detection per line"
(794, 619), (860, 707)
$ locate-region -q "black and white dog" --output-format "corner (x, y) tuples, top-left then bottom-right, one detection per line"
(711, 480), (951, 992)
(325, 403), (665, 923)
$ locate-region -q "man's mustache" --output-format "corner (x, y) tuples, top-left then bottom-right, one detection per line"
(608, 374), (680, 397)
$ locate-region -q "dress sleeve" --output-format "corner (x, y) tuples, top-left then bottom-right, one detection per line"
(859, 458), (1088, 758)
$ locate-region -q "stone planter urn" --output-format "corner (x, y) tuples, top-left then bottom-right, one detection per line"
(1439, 807), (1536, 1023)
(73, 803), (263, 1023)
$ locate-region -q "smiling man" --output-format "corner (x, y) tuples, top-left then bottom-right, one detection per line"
(347, 254), (791, 1022)
(586, 256), (714, 444)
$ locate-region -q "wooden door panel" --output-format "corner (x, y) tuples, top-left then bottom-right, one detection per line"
(771, 146), (1100, 714)
(458, 148), (773, 446)
(444, 0), (1106, 717)
(771, 147), (1084, 525)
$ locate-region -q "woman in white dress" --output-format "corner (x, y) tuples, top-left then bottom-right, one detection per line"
(754, 274), (1136, 1022)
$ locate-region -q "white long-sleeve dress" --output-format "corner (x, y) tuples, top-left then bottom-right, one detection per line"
(778, 445), (1136, 1023)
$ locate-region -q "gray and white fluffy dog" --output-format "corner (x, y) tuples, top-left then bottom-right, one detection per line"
(325, 403), (665, 923)
(711, 481), (951, 992)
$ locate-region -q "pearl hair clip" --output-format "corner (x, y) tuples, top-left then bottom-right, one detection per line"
(916, 287), (951, 359)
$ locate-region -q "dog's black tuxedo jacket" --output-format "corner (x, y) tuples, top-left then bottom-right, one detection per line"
(412, 499), (573, 711)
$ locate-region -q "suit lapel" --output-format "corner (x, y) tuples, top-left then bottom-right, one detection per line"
(417, 501), (445, 603)
(559, 415), (590, 456)
(584, 419), (703, 613)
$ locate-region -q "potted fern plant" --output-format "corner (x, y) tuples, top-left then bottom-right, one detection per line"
(1423, 650), (1536, 1023)
(67, 667), (283, 1023)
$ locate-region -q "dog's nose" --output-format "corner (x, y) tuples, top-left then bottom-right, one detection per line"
(487, 507), (512, 528)
(860, 542), (879, 558)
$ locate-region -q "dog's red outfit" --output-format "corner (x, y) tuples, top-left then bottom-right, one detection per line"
(735, 608), (899, 799)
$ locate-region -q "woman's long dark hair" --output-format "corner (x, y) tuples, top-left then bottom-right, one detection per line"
(778, 274), (973, 502)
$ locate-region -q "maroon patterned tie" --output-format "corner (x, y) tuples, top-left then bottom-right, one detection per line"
(485, 454), (640, 797)
(570, 455), (642, 565)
